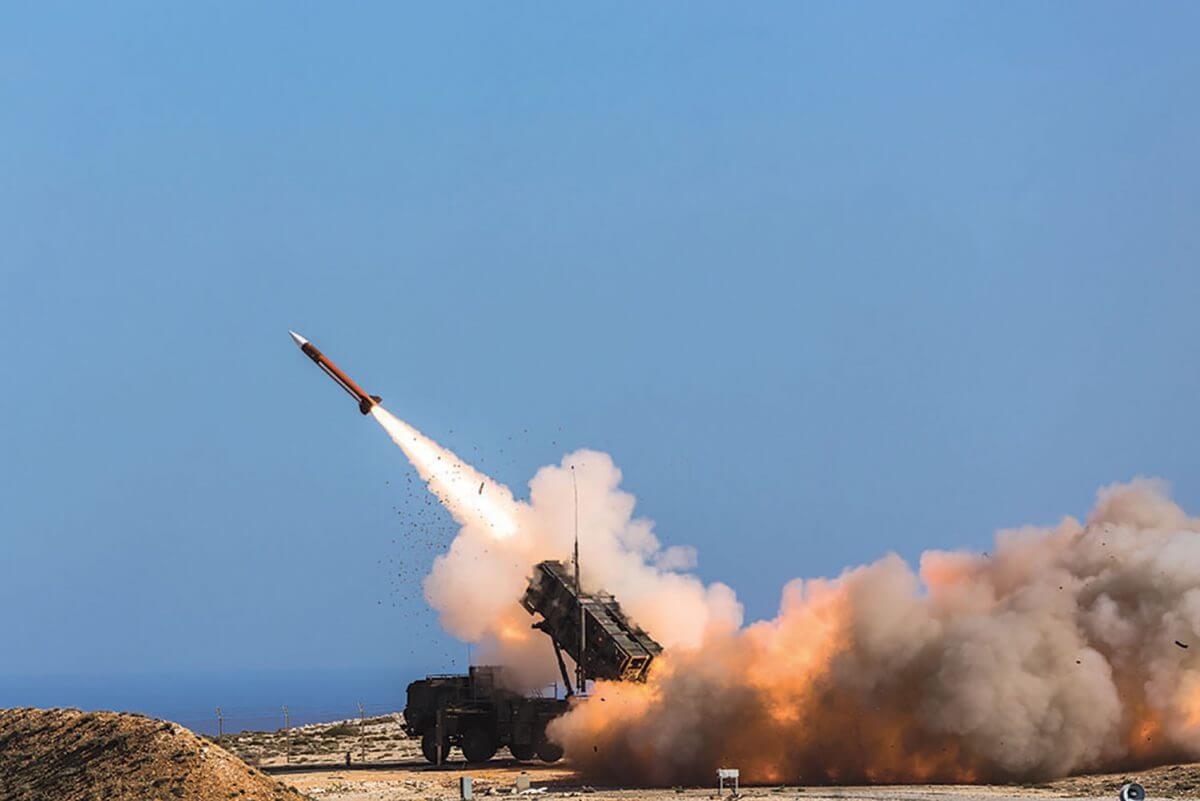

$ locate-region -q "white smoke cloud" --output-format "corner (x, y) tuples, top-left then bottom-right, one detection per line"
(372, 407), (1200, 784)
(372, 407), (740, 684)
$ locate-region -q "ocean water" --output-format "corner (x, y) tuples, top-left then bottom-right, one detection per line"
(0, 666), (418, 735)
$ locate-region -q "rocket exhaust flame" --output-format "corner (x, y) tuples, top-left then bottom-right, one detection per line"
(347, 373), (1200, 784)
(365, 409), (741, 670)
(369, 406), (518, 538)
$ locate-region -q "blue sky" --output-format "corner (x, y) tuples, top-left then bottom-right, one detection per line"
(2, 3), (1198, 683)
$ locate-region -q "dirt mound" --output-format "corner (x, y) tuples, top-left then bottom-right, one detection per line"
(1049, 763), (1200, 798)
(0, 708), (308, 801)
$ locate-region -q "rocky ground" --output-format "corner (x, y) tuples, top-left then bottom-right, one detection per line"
(6, 708), (1200, 801)
(238, 719), (1200, 801)
(271, 758), (1197, 801)
(1049, 764), (1200, 799)
(219, 714), (421, 768)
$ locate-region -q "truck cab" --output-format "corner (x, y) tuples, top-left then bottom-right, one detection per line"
(402, 666), (567, 764)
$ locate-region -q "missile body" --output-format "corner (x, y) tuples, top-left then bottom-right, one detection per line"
(289, 331), (382, 415)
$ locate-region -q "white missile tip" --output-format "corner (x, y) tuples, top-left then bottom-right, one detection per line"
(288, 330), (309, 348)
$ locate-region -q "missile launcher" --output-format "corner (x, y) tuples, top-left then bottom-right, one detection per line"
(404, 561), (664, 764)
(521, 559), (662, 684)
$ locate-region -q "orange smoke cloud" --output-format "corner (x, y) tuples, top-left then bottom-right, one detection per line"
(551, 479), (1200, 785)
(370, 412), (1200, 785)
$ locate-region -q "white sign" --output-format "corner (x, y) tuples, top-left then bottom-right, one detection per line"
(718, 769), (739, 779)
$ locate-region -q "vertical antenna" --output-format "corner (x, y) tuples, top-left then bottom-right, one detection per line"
(572, 465), (585, 696)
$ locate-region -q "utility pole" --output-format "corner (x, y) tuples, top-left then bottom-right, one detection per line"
(357, 702), (367, 762)
(215, 707), (224, 739)
(282, 705), (291, 765)
(572, 465), (585, 697)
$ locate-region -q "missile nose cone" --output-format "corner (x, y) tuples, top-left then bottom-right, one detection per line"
(289, 330), (309, 348)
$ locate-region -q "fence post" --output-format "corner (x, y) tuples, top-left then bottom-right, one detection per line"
(357, 701), (367, 762)
(215, 707), (224, 739)
(282, 705), (291, 765)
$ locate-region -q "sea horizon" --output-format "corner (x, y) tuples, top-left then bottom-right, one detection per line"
(0, 665), (434, 736)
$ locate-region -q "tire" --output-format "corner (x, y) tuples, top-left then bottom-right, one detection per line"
(509, 742), (536, 761)
(536, 739), (564, 763)
(421, 730), (449, 764)
(460, 727), (498, 764)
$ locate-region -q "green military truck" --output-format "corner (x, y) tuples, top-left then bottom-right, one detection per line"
(401, 666), (566, 763)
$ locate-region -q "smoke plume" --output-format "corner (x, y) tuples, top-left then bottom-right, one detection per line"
(371, 407), (741, 682)
(373, 408), (1200, 784)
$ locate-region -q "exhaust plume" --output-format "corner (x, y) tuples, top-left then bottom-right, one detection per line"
(371, 408), (1200, 784)
(371, 406), (740, 679)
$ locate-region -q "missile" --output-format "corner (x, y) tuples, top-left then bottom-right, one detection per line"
(289, 330), (382, 415)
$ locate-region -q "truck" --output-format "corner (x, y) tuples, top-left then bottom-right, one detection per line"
(401, 666), (567, 764)
(401, 559), (662, 764)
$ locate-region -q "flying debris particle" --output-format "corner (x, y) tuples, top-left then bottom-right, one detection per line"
(479, 482), (485, 495)
(1176, 640), (1190, 649)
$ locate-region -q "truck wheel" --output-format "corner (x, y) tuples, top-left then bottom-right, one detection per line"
(509, 743), (536, 761)
(461, 727), (498, 764)
(536, 740), (564, 763)
(421, 730), (449, 764)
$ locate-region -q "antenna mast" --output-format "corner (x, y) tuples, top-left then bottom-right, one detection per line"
(572, 465), (585, 696)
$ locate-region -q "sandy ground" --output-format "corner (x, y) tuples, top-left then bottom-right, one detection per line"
(13, 707), (1193, 801)
(269, 758), (1095, 801)
(221, 715), (1200, 801)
